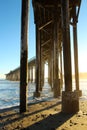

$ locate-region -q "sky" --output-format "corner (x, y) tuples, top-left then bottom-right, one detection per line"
(75, 0), (87, 73)
(0, 0), (87, 78)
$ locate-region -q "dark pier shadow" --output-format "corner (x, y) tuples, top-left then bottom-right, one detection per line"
(0, 100), (74, 130)
(22, 112), (74, 130)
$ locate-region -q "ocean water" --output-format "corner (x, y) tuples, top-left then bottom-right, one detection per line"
(0, 79), (53, 109)
(0, 79), (87, 109)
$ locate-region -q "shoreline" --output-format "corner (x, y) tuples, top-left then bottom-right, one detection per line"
(0, 98), (87, 130)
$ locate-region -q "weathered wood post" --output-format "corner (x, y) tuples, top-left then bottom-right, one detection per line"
(60, 46), (63, 88)
(48, 57), (52, 86)
(30, 67), (31, 82)
(50, 45), (54, 90)
(33, 66), (36, 83)
(20, 0), (29, 113)
(59, 43), (63, 89)
(73, 6), (82, 96)
(53, 5), (61, 97)
(34, 23), (41, 97)
(41, 60), (44, 90)
(31, 66), (33, 83)
(61, 0), (79, 113)
(28, 66), (30, 82)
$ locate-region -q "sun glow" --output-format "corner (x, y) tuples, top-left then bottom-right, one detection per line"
(44, 63), (48, 78)
(0, 74), (6, 79)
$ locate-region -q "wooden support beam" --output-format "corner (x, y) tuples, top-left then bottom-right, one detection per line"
(28, 67), (30, 81)
(61, 0), (72, 92)
(52, 5), (61, 97)
(53, 10), (58, 81)
(36, 0), (59, 6)
(20, 0), (29, 113)
(42, 57), (48, 61)
(48, 57), (52, 86)
(50, 42), (54, 89)
(42, 28), (50, 35)
(76, 0), (82, 20)
(60, 46), (63, 88)
(72, 6), (82, 96)
(41, 60), (44, 90)
(34, 23), (41, 97)
(61, 0), (79, 114)
(42, 49), (50, 55)
(31, 66), (33, 82)
(73, 6), (79, 91)
(41, 39), (51, 46)
(39, 20), (53, 30)
(29, 67), (32, 82)
(42, 54), (48, 58)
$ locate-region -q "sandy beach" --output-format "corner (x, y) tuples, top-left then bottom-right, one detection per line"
(0, 98), (87, 130)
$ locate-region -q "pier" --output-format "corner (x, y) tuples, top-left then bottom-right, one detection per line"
(6, 0), (82, 114)
(6, 57), (36, 82)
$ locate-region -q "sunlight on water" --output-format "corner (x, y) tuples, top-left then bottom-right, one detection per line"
(0, 79), (87, 109)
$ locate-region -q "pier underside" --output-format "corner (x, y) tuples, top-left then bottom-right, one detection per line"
(6, 0), (82, 114)
(32, 0), (82, 113)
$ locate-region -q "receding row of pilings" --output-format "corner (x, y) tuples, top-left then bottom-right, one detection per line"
(20, 0), (82, 114)
(6, 66), (35, 81)
(28, 65), (35, 83)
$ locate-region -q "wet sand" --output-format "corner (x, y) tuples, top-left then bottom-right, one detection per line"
(0, 98), (87, 130)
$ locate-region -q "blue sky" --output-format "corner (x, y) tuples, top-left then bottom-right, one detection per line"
(76, 0), (87, 73)
(0, 0), (35, 76)
(0, 0), (87, 78)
